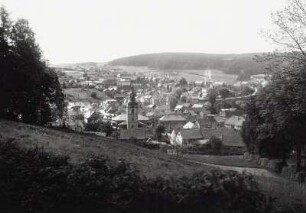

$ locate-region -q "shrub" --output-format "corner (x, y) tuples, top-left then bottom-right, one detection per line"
(208, 136), (223, 153)
(0, 137), (272, 213)
(90, 92), (97, 99)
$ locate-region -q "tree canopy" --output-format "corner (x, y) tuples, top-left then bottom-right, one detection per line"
(243, 0), (306, 172)
(0, 7), (64, 125)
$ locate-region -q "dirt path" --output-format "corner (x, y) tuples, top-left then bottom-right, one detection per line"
(187, 159), (281, 179)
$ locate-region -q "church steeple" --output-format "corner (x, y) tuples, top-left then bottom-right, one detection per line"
(126, 87), (138, 130)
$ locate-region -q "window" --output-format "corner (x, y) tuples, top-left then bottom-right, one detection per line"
(131, 125), (134, 128)
(131, 109), (134, 114)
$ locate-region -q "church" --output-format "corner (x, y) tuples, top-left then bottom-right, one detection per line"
(119, 89), (152, 141)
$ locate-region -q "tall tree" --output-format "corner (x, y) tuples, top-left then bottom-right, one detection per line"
(244, 0), (306, 172)
(0, 7), (64, 125)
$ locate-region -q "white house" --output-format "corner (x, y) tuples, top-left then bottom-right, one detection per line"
(224, 116), (245, 130)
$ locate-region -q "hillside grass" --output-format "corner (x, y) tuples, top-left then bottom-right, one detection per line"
(0, 119), (209, 178)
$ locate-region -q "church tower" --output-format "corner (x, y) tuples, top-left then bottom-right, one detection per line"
(126, 88), (138, 130)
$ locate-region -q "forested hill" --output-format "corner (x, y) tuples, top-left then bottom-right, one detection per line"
(108, 52), (268, 79)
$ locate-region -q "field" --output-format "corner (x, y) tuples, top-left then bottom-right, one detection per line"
(0, 119), (210, 178)
(64, 88), (110, 102)
(62, 69), (84, 78)
(114, 65), (238, 83)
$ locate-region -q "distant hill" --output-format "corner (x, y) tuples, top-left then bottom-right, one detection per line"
(108, 52), (269, 79)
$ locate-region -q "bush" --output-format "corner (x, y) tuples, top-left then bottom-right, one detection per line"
(0, 137), (272, 213)
(90, 92), (97, 99)
(207, 136), (223, 154)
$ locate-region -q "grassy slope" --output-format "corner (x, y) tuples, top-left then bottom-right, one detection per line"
(0, 119), (209, 178)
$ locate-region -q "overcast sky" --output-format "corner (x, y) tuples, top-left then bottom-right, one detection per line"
(1, 0), (287, 64)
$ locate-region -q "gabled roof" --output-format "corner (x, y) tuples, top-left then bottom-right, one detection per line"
(112, 114), (149, 121)
(213, 116), (227, 123)
(201, 128), (245, 147)
(159, 113), (186, 122)
(225, 116), (245, 126)
(178, 129), (204, 140)
(183, 103), (191, 108)
(192, 104), (204, 109)
(183, 121), (200, 129)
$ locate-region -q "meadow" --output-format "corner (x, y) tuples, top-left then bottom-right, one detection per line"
(114, 65), (238, 83)
(0, 119), (209, 178)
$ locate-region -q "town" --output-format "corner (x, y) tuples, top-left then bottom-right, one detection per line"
(2, 0), (306, 212)
(54, 63), (269, 155)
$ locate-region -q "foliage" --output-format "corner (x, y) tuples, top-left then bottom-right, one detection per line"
(90, 91), (97, 99)
(180, 95), (187, 103)
(0, 7), (64, 125)
(241, 86), (255, 96)
(207, 89), (218, 114)
(85, 112), (113, 136)
(169, 97), (178, 111)
(155, 125), (165, 141)
(219, 87), (232, 99)
(0, 137), (270, 213)
(207, 136), (223, 153)
(178, 77), (188, 86)
(244, 0), (306, 172)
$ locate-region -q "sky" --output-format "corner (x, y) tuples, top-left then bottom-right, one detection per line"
(1, 0), (288, 64)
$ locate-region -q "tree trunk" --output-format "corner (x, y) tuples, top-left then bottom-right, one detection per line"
(296, 145), (301, 172)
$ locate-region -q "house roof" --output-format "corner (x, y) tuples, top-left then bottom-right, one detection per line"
(213, 116), (227, 123)
(159, 113), (186, 122)
(183, 103), (191, 108)
(225, 116), (245, 126)
(178, 129), (204, 140)
(112, 114), (149, 121)
(174, 105), (184, 110)
(201, 128), (245, 147)
(192, 104), (204, 109)
(183, 121), (200, 129)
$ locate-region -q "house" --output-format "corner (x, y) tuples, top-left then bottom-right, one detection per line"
(201, 127), (245, 148)
(112, 113), (149, 123)
(183, 121), (200, 129)
(191, 104), (204, 113)
(225, 116), (245, 130)
(198, 116), (213, 128)
(175, 129), (205, 145)
(114, 94), (126, 103)
(211, 115), (227, 127)
(174, 105), (184, 112)
(159, 113), (186, 132)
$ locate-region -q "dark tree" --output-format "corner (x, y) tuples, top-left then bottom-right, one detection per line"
(155, 125), (165, 141)
(180, 95), (187, 103)
(0, 7), (64, 125)
(169, 97), (178, 112)
(91, 92), (98, 99)
(219, 87), (231, 99)
(207, 89), (218, 114)
(178, 77), (187, 86)
(241, 86), (255, 96)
